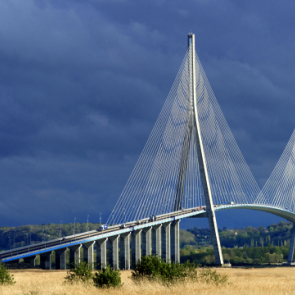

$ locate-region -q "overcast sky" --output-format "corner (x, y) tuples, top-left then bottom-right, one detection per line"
(1, 0), (295, 229)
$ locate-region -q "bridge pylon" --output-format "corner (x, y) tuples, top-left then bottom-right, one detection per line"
(288, 224), (295, 264)
(107, 32), (262, 266)
(173, 33), (223, 265)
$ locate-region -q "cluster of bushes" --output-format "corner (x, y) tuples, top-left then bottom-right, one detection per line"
(132, 255), (227, 286)
(0, 255), (227, 288)
(132, 255), (198, 284)
(64, 261), (122, 288)
(64, 255), (227, 288)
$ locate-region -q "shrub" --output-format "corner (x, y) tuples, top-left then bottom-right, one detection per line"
(0, 264), (15, 285)
(93, 265), (122, 288)
(132, 255), (198, 284)
(200, 267), (228, 285)
(64, 261), (93, 283)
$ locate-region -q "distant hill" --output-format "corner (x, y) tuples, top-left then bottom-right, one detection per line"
(0, 220), (292, 252)
(180, 221), (293, 265)
(183, 220), (293, 249)
(0, 223), (101, 251)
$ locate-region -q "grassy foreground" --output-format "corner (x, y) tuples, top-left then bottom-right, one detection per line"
(1, 267), (295, 295)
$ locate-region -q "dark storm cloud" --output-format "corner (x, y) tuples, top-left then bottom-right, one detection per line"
(0, 0), (294, 228)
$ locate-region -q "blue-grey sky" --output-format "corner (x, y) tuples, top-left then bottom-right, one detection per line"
(1, 0), (295, 229)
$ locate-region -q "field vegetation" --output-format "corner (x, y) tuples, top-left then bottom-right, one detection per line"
(1, 267), (295, 295)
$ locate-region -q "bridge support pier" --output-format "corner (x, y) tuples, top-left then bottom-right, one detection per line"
(161, 222), (171, 262)
(40, 251), (53, 270)
(109, 235), (120, 270)
(288, 224), (295, 263)
(131, 230), (142, 267)
(69, 244), (82, 267)
(171, 220), (180, 263)
(83, 241), (95, 268)
(152, 224), (162, 257)
(120, 233), (131, 270)
(207, 212), (223, 265)
(24, 255), (37, 267)
(142, 227), (152, 256)
(96, 238), (108, 269)
(55, 249), (67, 269)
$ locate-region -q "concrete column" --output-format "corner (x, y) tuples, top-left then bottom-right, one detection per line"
(83, 241), (95, 268)
(152, 224), (162, 257)
(120, 233), (131, 270)
(55, 248), (67, 269)
(131, 230), (142, 267)
(161, 222), (171, 262)
(288, 224), (295, 263)
(40, 251), (53, 270)
(207, 211), (223, 265)
(171, 220), (180, 263)
(96, 238), (108, 269)
(142, 227), (152, 257)
(24, 255), (37, 267)
(109, 235), (120, 270)
(69, 244), (82, 268)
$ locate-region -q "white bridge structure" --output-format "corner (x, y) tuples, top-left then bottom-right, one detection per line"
(2, 33), (295, 269)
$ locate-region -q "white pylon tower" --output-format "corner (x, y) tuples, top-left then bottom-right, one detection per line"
(174, 33), (223, 265)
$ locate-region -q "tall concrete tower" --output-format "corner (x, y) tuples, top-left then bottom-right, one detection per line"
(173, 33), (223, 265)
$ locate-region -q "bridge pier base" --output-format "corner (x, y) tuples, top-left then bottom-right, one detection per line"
(83, 241), (95, 268)
(24, 255), (37, 267)
(69, 244), (82, 267)
(152, 224), (162, 257)
(109, 235), (120, 270)
(288, 224), (295, 263)
(161, 222), (171, 262)
(131, 230), (142, 267)
(55, 249), (67, 269)
(142, 227), (152, 256)
(120, 233), (131, 270)
(171, 220), (180, 263)
(207, 211), (223, 265)
(40, 251), (53, 270)
(96, 238), (107, 269)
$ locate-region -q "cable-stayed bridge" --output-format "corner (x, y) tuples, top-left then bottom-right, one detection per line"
(2, 33), (295, 269)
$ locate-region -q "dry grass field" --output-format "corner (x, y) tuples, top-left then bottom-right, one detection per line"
(1, 267), (295, 295)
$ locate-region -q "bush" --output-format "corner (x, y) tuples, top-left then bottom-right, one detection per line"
(132, 255), (198, 284)
(64, 261), (93, 283)
(200, 268), (228, 285)
(93, 265), (122, 288)
(0, 264), (15, 285)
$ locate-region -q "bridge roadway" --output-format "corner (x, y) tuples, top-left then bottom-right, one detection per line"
(1, 203), (295, 268)
(0, 206), (205, 264)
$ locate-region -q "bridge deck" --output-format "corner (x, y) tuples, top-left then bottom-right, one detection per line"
(1, 204), (295, 263)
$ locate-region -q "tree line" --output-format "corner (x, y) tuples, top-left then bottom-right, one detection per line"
(0, 223), (101, 251)
(180, 220), (293, 265)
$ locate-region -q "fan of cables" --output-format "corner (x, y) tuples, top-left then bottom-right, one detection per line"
(107, 46), (260, 225)
(255, 130), (295, 212)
